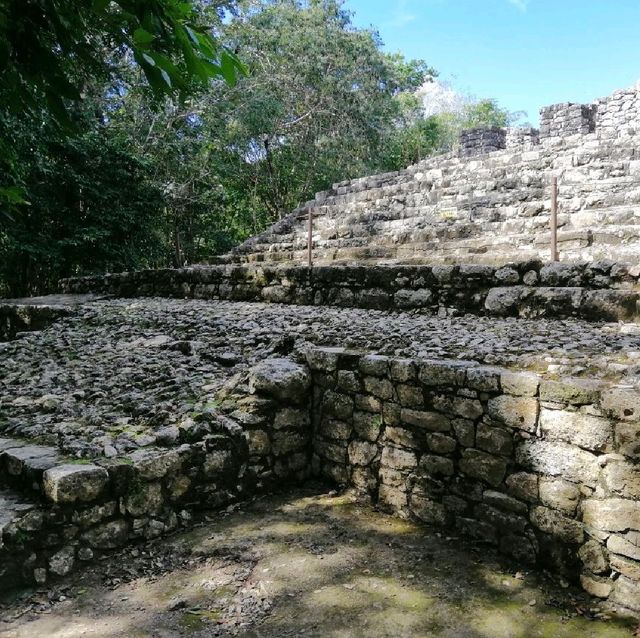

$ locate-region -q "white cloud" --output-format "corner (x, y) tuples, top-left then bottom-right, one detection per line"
(387, 0), (416, 27)
(507, 0), (529, 11)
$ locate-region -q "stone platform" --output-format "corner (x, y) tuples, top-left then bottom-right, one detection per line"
(0, 295), (639, 615)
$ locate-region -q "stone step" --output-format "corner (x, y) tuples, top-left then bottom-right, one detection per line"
(0, 437), (62, 495)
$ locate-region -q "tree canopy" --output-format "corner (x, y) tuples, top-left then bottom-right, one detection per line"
(0, 0), (520, 297)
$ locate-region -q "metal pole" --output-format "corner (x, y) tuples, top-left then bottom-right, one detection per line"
(550, 176), (559, 261)
(307, 208), (313, 268)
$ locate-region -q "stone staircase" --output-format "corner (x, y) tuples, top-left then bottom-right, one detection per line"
(229, 91), (640, 266)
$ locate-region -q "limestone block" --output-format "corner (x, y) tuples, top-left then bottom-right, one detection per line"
(124, 482), (163, 517)
(336, 370), (361, 393)
(396, 384), (424, 408)
(43, 464), (109, 504)
(578, 539), (609, 574)
(347, 440), (378, 467)
(48, 546), (76, 577)
(389, 359), (418, 383)
(450, 396), (484, 420)
(582, 498), (640, 532)
(129, 449), (183, 480)
(322, 390), (354, 420)
(71, 501), (117, 527)
(359, 354), (389, 377)
(409, 495), (447, 525)
(418, 454), (455, 477)
(539, 379), (601, 405)
(273, 407), (310, 431)
(203, 449), (234, 476)
(363, 376), (394, 400)
(500, 371), (540, 397)
(482, 490), (527, 514)
(609, 576), (640, 611)
(245, 429), (270, 456)
(249, 358), (311, 403)
(487, 395), (538, 432)
(609, 553), (640, 581)
(384, 426), (419, 449)
(602, 462), (640, 499)
(466, 367), (501, 392)
(426, 433), (457, 454)
(452, 419), (475, 447)
(394, 288), (433, 309)
(515, 440), (599, 486)
(607, 532), (640, 561)
(539, 408), (612, 453)
(419, 360), (467, 387)
(353, 411), (383, 441)
(305, 347), (344, 373)
(459, 449), (507, 487)
(272, 431), (307, 456)
(475, 503), (528, 534)
(400, 408), (450, 432)
(81, 519), (129, 549)
(476, 423), (513, 456)
(614, 423), (640, 459)
(530, 506), (584, 544)
(314, 439), (347, 464)
(580, 573), (613, 599)
(318, 417), (352, 441)
(380, 446), (418, 471)
(539, 477), (580, 514)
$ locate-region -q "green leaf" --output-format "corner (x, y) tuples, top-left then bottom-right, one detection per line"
(142, 53), (156, 66)
(133, 28), (155, 46)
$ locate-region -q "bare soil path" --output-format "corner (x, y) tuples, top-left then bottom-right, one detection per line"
(1, 485), (637, 638)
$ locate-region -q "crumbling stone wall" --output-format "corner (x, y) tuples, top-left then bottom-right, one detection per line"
(459, 127), (506, 157)
(60, 261), (640, 322)
(305, 346), (640, 613)
(0, 358), (312, 590)
(220, 85), (640, 267)
(539, 103), (596, 138)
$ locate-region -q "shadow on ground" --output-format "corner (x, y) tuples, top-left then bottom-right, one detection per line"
(1, 484), (637, 638)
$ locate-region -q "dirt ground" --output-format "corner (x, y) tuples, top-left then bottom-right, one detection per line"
(1, 485), (638, 638)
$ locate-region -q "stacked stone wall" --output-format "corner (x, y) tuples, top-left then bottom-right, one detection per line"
(459, 127), (506, 157)
(60, 261), (640, 323)
(305, 346), (640, 613)
(0, 358), (313, 590)
(540, 103), (596, 138)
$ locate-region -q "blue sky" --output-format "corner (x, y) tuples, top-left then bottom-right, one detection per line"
(344, 0), (640, 125)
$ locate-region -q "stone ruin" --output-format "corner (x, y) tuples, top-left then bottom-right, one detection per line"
(1, 85), (639, 618)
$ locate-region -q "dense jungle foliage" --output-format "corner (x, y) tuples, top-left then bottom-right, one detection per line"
(0, 0), (511, 296)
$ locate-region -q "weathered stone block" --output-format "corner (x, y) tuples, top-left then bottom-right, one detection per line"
(380, 446), (418, 471)
(400, 409), (450, 432)
(322, 390), (354, 420)
(129, 449), (183, 480)
(482, 490), (527, 514)
(353, 411), (383, 441)
(500, 371), (540, 397)
(305, 347), (344, 372)
(272, 431), (307, 456)
(394, 288), (433, 309)
(602, 462), (640, 499)
(246, 429), (270, 456)
(348, 440), (378, 467)
(459, 449), (507, 487)
(396, 384), (424, 408)
(607, 532), (640, 561)
(389, 359), (417, 383)
(487, 395), (538, 432)
(539, 477), (580, 514)
(419, 360), (467, 387)
(475, 503), (528, 534)
(578, 539), (609, 574)
(125, 482), (163, 517)
(530, 506), (584, 544)
(384, 426), (419, 449)
(363, 376), (394, 400)
(450, 396), (484, 420)
(43, 464), (109, 504)
(318, 417), (352, 441)
(409, 495), (447, 525)
(539, 378), (600, 405)
(418, 454), (455, 477)
(273, 407), (310, 430)
(476, 423), (513, 456)
(582, 498), (640, 532)
(539, 408), (613, 452)
(452, 418), (475, 447)
(426, 433), (457, 454)
(515, 440), (599, 486)
(81, 519), (128, 549)
(249, 358), (311, 403)
(48, 546), (76, 577)
(359, 354), (389, 377)
(466, 367), (501, 392)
